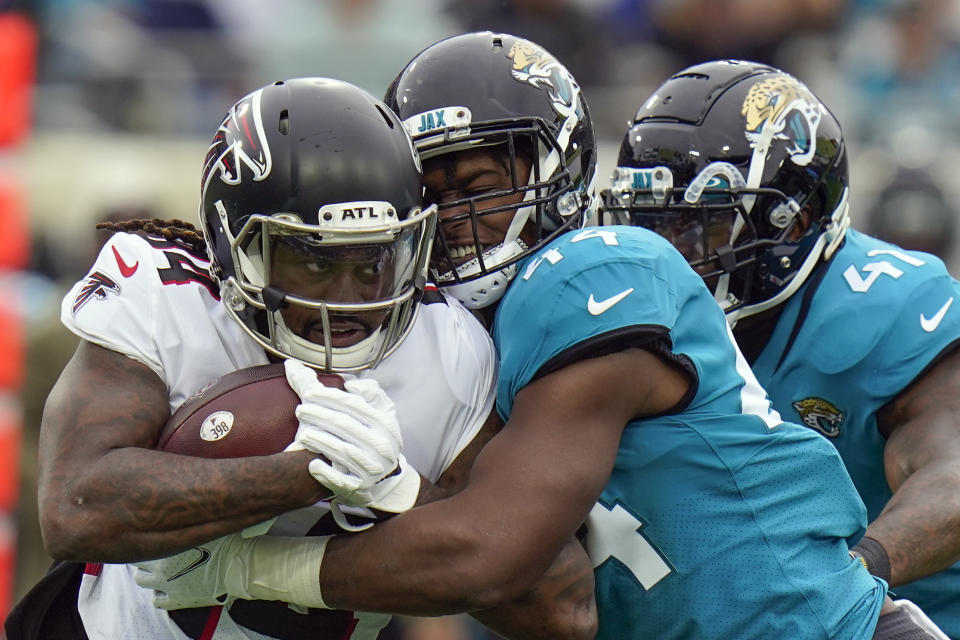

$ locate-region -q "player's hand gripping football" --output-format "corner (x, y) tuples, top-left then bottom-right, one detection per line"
(284, 359), (420, 513)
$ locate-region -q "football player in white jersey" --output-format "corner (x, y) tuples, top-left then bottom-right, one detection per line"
(8, 78), (596, 640)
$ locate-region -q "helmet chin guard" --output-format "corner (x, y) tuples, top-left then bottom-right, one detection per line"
(271, 308), (392, 371)
(437, 239), (527, 309)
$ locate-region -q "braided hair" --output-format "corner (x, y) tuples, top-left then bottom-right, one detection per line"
(96, 218), (207, 256)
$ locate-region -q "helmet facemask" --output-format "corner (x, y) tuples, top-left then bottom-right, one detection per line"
(215, 201), (436, 373)
(601, 161), (815, 314)
(603, 159), (849, 324)
(415, 118), (590, 309)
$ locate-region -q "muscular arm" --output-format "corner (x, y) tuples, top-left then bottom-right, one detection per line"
(317, 347), (688, 615)
(872, 346), (960, 586)
(432, 410), (598, 640)
(470, 535), (597, 640)
(38, 340), (328, 563)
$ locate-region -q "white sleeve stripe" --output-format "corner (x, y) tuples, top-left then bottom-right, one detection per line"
(727, 323), (782, 429)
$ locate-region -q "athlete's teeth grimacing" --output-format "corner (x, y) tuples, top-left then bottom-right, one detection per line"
(450, 244), (479, 260)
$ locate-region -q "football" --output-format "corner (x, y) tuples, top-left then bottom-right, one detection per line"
(157, 363), (379, 628)
(157, 363), (346, 457)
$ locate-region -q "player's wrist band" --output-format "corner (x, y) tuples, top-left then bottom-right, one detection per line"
(850, 536), (892, 583)
(239, 535), (332, 609)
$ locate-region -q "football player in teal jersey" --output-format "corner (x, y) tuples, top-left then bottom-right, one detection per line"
(602, 59), (960, 638)
(133, 36), (948, 639)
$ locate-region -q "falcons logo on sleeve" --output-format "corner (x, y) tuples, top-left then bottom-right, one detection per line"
(72, 271), (120, 315)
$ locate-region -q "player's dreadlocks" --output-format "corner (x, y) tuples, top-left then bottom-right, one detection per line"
(96, 218), (207, 256)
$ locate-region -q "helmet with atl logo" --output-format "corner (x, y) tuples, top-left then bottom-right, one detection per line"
(200, 77), (437, 372)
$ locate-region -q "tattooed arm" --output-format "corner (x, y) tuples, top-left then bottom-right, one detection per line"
(37, 340), (329, 563)
(873, 347), (960, 586)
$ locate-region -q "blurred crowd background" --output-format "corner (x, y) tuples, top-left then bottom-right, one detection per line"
(1, 0), (959, 637)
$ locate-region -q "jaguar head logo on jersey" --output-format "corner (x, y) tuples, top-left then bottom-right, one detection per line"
(72, 271), (120, 316)
(201, 90), (272, 188)
(508, 39), (581, 121)
(741, 74), (823, 168)
(792, 397), (844, 438)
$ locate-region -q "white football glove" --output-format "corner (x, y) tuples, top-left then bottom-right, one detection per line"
(284, 360), (420, 513)
(132, 534), (251, 610)
(133, 533), (332, 611)
(284, 360), (400, 492)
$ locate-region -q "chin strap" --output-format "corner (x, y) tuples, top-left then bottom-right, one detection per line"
(714, 275), (735, 314)
(822, 189), (850, 261)
(439, 238), (528, 309)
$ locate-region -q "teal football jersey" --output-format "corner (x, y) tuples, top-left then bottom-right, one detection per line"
(752, 229), (960, 637)
(494, 226), (886, 640)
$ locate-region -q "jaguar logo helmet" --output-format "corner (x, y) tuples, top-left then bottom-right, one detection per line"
(384, 32), (598, 309)
(602, 60), (849, 324)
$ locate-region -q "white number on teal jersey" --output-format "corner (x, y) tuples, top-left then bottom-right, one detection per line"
(521, 229), (622, 281)
(586, 500), (673, 589)
(842, 249), (925, 293)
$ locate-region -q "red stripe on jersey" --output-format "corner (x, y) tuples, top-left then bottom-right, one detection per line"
(198, 605), (223, 640)
(83, 562), (102, 576)
(340, 616), (359, 640)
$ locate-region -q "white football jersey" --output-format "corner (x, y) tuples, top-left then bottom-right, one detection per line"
(60, 231), (497, 640)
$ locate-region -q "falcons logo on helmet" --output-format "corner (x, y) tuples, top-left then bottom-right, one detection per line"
(72, 271), (120, 316)
(201, 90), (273, 189)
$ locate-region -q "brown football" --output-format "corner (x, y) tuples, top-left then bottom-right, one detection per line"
(157, 363), (380, 629)
(157, 363), (346, 457)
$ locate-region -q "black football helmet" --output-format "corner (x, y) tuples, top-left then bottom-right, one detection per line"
(601, 60), (849, 323)
(384, 31), (597, 309)
(200, 78), (436, 372)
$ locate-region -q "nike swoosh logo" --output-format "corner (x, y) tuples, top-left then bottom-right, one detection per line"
(112, 245), (139, 278)
(588, 288), (634, 316)
(920, 297), (954, 332)
(167, 547), (211, 581)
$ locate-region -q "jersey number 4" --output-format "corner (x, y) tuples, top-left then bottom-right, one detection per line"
(157, 250), (220, 299)
(586, 500), (674, 590)
(521, 228), (619, 281)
